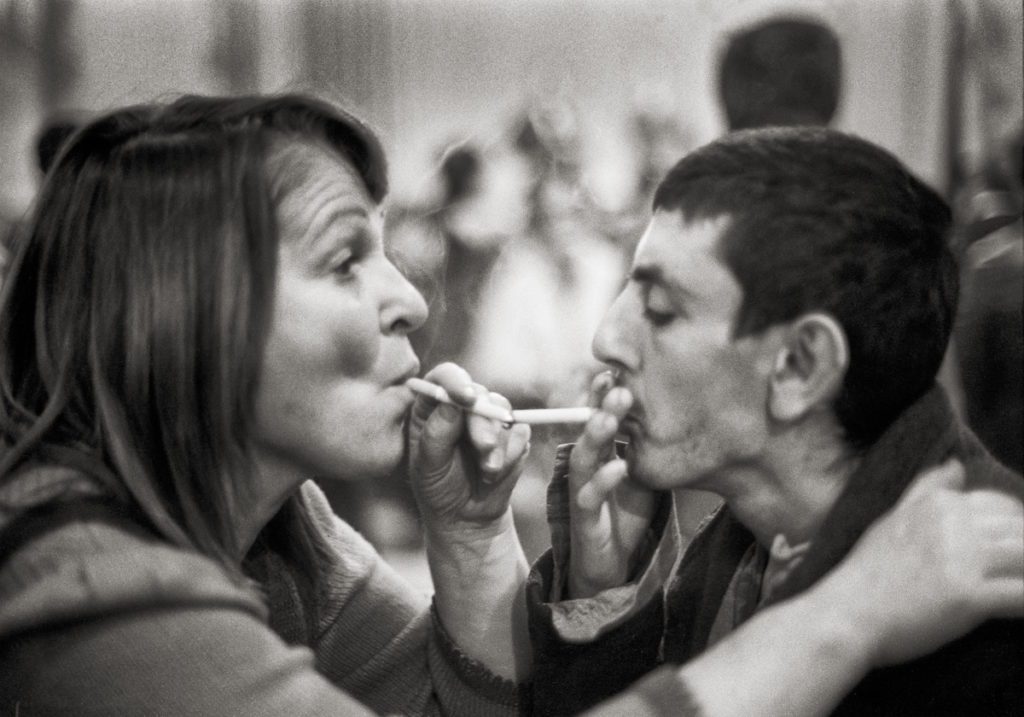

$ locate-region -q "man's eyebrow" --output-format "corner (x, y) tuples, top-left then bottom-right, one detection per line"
(630, 264), (697, 301)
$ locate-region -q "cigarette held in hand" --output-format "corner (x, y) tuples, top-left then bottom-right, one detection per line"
(406, 378), (595, 425)
(406, 377), (514, 423)
(510, 407), (595, 425)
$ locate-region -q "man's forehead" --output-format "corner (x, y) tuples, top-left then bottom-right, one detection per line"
(632, 211), (732, 278)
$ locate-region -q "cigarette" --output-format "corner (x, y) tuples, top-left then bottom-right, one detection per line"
(510, 407), (596, 425)
(406, 377), (515, 423)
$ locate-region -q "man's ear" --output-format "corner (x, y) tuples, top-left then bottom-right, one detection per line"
(767, 313), (849, 423)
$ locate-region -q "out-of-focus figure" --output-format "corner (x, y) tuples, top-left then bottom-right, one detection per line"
(462, 103), (623, 412)
(406, 142), (510, 370)
(954, 128), (1023, 472)
(946, 0), (1023, 472)
(717, 15), (842, 131)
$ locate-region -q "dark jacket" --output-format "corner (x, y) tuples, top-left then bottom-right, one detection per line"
(527, 386), (1024, 716)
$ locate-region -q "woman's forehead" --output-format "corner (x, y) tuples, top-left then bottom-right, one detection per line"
(269, 139), (372, 203)
(271, 142), (376, 218)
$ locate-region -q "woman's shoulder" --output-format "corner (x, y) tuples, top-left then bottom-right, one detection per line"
(297, 479), (379, 556)
(0, 467), (267, 642)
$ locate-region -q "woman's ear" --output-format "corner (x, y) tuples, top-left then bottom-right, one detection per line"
(768, 313), (849, 423)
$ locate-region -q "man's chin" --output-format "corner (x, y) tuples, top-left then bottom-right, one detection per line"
(627, 450), (704, 492)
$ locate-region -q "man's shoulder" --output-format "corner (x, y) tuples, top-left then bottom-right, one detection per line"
(956, 423), (1024, 498)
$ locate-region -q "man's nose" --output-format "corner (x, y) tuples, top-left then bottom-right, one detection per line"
(592, 291), (639, 374)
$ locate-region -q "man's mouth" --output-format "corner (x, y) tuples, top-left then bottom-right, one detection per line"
(618, 413), (643, 441)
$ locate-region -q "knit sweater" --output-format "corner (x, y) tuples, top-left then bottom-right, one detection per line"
(0, 470), (519, 716)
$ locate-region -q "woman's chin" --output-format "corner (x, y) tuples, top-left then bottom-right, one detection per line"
(316, 448), (404, 483)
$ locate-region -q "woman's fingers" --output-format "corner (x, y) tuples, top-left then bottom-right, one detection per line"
(418, 364), (509, 469)
(421, 363), (479, 407)
(471, 390), (511, 479)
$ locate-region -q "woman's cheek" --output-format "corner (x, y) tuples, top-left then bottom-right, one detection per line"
(330, 304), (381, 378)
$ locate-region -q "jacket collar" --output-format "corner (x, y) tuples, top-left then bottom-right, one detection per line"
(763, 383), (959, 606)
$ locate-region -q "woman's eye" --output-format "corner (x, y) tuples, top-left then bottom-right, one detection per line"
(332, 253), (359, 278)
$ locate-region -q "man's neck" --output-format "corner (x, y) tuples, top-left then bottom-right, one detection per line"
(707, 434), (860, 548)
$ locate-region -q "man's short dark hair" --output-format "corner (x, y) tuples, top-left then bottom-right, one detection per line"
(653, 126), (957, 448)
(718, 16), (842, 130)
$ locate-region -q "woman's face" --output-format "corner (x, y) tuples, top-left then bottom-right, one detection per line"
(253, 142), (427, 481)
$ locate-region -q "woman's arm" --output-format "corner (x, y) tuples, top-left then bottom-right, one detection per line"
(407, 363), (532, 682)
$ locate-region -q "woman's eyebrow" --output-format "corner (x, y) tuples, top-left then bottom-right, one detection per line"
(299, 200), (369, 255)
(305, 201), (368, 242)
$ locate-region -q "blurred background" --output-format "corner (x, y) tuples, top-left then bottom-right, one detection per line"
(2, 0), (1020, 591)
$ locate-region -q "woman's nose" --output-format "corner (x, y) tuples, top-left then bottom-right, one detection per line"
(379, 259), (429, 335)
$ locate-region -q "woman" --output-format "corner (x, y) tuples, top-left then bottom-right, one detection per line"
(0, 94), (530, 715)
(0, 94), (1019, 716)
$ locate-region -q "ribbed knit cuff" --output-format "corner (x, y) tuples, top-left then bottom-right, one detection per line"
(429, 602), (523, 708)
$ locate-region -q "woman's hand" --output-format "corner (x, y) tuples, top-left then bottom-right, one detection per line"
(567, 371), (658, 599)
(407, 362), (531, 540)
(828, 458), (1024, 668)
(407, 363), (534, 680)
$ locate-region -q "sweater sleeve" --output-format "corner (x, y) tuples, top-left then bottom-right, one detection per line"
(297, 482), (520, 717)
(525, 444), (679, 715)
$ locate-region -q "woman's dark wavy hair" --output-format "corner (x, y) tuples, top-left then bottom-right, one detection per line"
(0, 94), (387, 579)
(653, 126), (957, 449)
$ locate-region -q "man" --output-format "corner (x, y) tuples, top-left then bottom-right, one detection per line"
(526, 126), (1024, 715)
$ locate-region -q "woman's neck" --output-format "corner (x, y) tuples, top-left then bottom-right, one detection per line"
(233, 452), (307, 558)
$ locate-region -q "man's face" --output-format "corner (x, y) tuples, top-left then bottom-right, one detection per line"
(593, 211), (779, 491)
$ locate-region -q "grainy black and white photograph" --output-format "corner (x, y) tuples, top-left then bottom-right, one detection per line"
(0, 1), (1021, 715)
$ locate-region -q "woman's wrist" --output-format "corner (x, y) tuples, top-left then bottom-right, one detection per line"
(423, 507), (518, 556)
(426, 507), (531, 681)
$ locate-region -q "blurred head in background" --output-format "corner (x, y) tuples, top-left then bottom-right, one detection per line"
(718, 16), (842, 131)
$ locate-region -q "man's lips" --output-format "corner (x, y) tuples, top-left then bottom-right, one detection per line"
(618, 413), (643, 437)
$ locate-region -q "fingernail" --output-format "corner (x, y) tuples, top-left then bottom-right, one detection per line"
(486, 450), (504, 471)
